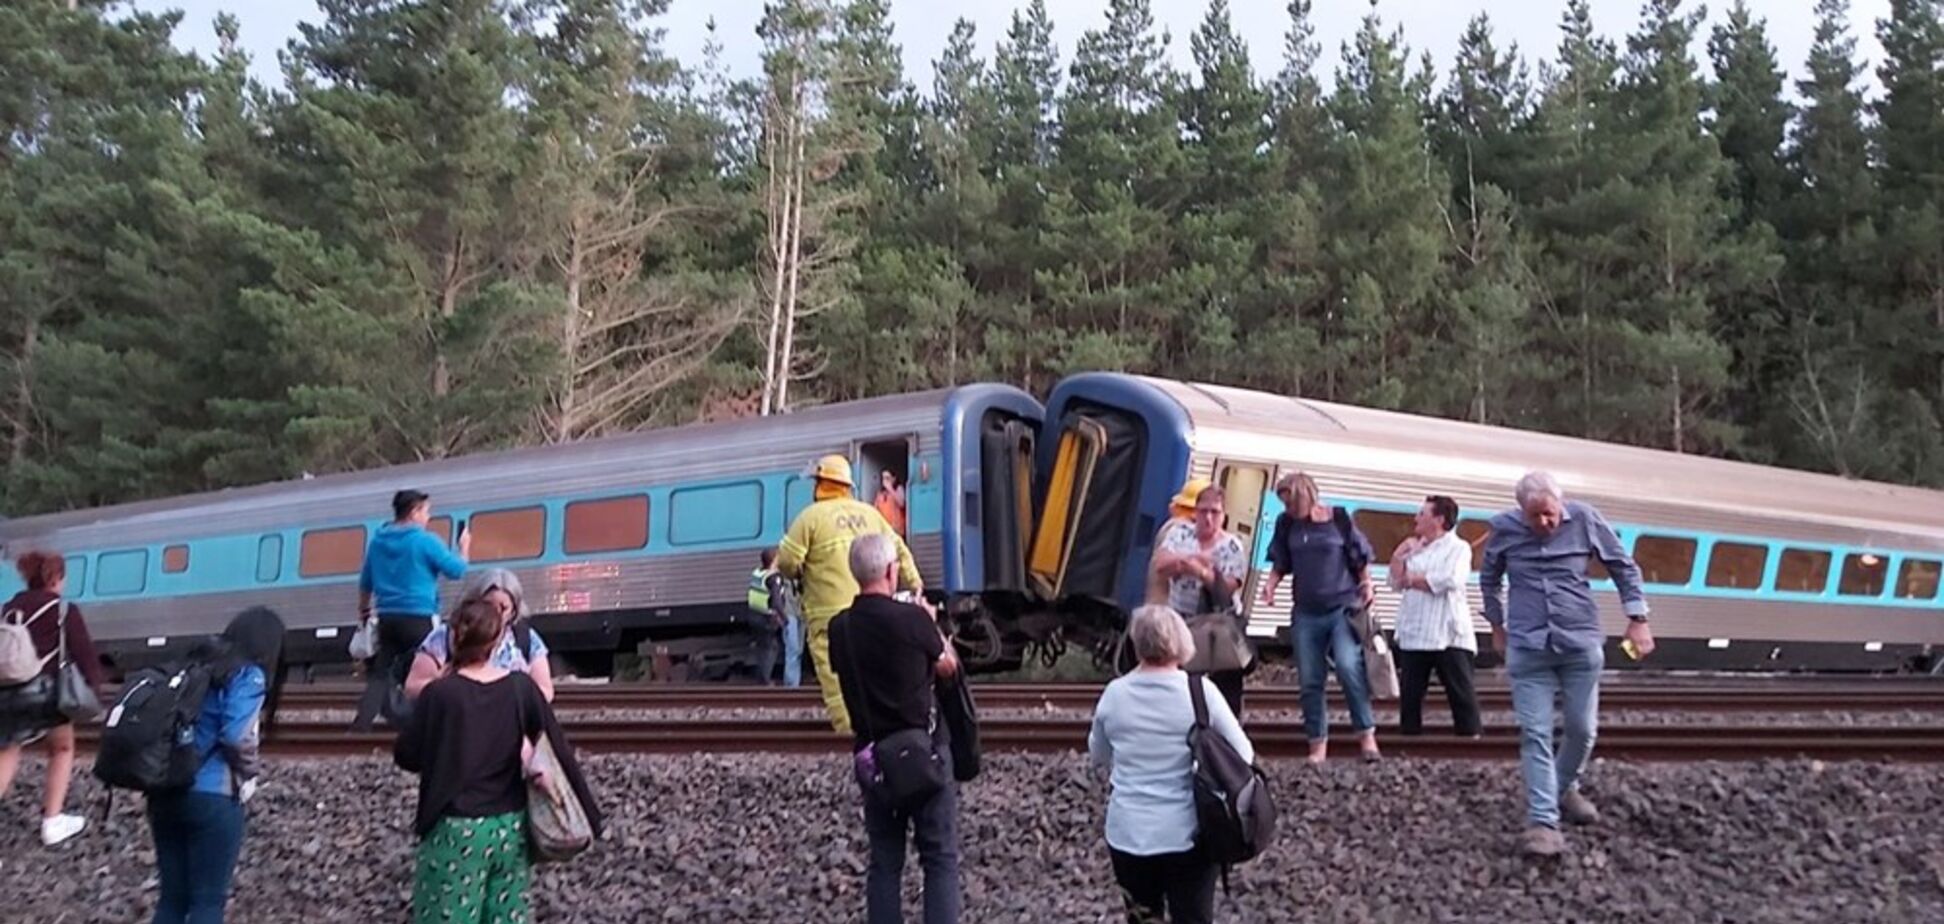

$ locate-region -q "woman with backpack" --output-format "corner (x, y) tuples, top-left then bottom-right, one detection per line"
(403, 568), (554, 703)
(147, 606), (289, 924)
(396, 597), (599, 924)
(1257, 471), (1382, 764)
(0, 551), (104, 846)
(1089, 606), (1254, 924)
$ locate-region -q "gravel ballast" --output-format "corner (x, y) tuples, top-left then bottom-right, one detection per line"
(1, 753), (1939, 923)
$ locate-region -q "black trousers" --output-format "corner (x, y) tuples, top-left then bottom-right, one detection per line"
(350, 616), (433, 732)
(1397, 647), (1483, 736)
(1110, 846), (1217, 924)
(1207, 670), (1245, 719)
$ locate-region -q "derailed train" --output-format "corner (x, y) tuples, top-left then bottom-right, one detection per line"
(3, 373), (1941, 678)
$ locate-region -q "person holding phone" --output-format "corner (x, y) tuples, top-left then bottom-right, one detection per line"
(351, 489), (470, 732)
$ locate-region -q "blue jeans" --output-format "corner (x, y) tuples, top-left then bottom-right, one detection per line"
(149, 790), (247, 924)
(861, 738), (960, 924)
(782, 615), (804, 688)
(1506, 644), (1604, 828)
(1293, 606), (1375, 741)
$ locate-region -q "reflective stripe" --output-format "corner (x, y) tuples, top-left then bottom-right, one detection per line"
(748, 569), (772, 614)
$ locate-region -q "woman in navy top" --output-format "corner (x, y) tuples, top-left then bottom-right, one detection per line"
(147, 607), (288, 924)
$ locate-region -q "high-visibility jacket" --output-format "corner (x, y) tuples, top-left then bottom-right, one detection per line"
(776, 497), (921, 621)
(748, 568), (774, 615)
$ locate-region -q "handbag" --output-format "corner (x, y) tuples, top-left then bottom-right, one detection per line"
(1182, 612), (1252, 674)
(347, 619), (378, 661)
(526, 733), (593, 862)
(53, 604), (101, 723)
(936, 675), (981, 783)
(840, 614), (946, 811)
(1349, 606), (1400, 701)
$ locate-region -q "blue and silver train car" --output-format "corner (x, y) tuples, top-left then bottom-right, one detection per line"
(1030, 374), (1944, 671)
(0, 386), (1043, 677)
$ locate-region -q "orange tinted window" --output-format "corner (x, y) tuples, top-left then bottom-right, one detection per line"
(1633, 536), (1696, 585)
(1775, 548), (1832, 593)
(1838, 552), (1889, 597)
(426, 516), (453, 548)
(1352, 510), (1416, 565)
(300, 527), (367, 577)
(1896, 558), (1941, 600)
(564, 495), (649, 554)
(1456, 519), (1490, 571)
(470, 507), (546, 562)
(162, 544), (190, 574)
(1704, 542), (1768, 590)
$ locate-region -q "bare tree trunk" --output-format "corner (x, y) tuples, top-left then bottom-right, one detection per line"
(433, 232), (467, 403)
(759, 90), (793, 417)
(1670, 365), (1684, 454)
(775, 117), (809, 414)
(556, 220), (586, 443)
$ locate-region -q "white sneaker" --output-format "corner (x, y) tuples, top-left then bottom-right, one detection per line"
(40, 813), (85, 846)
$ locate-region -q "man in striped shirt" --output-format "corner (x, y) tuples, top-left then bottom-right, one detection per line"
(1386, 495), (1483, 739)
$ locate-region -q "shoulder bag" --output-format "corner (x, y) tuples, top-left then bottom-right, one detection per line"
(54, 604), (101, 722)
(841, 614), (946, 811)
(1332, 511), (1399, 701)
(521, 679), (593, 863)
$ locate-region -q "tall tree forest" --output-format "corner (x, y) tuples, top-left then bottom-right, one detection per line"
(4, 0), (1943, 515)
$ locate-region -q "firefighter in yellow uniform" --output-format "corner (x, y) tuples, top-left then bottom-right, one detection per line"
(777, 454), (923, 734)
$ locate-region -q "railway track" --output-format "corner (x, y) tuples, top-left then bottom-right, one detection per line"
(273, 680), (1944, 714)
(76, 717), (1944, 762)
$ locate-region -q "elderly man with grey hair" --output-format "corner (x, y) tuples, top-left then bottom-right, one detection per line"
(1089, 606), (1253, 923)
(1481, 471), (1656, 857)
(828, 532), (963, 924)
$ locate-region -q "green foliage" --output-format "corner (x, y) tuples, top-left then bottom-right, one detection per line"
(3, 0), (1943, 516)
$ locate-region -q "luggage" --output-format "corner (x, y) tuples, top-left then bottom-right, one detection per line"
(1187, 672), (1278, 867)
(94, 661), (215, 793)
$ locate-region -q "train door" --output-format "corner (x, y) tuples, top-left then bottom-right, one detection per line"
(1027, 403), (1147, 602)
(979, 415), (1036, 592)
(1213, 460), (1272, 611)
(853, 436), (915, 536)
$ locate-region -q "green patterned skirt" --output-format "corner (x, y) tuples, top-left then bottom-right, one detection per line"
(413, 812), (530, 924)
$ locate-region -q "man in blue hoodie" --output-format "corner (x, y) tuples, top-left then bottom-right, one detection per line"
(350, 490), (470, 731)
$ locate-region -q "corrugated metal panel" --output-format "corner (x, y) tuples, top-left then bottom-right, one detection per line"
(2, 392), (950, 548)
(1244, 585), (1940, 645)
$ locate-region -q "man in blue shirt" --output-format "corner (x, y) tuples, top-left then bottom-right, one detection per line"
(349, 489), (469, 732)
(1480, 470), (1655, 857)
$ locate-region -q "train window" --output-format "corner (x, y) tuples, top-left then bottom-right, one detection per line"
(669, 482), (764, 545)
(784, 476), (814, 524)
(64, 556), (87, 597)
(564, 495), (650, 554)
(1351, 510), (1416, 565)
(1896, 558), (1941, 600)
(1838, 552), (1889, 597)
(1586, 554), (1609, 581)
(470, 507), (547, 562)
(426, 516), (453, 548)
(162, 544), (190, 574)
(1774, 548), (1832, 593)
(256, 535), (283, 583)
(1704, 541), (1768, 590)
(95, 549), (148, 596)
(1631, 535), (1697, 585)
(300, 527), (367, 577)
(1456, 519), (1491, 571)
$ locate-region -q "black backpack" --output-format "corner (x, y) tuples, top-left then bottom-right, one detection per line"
(94, 660), (216, 794)
(1187, 672), (1277, 869)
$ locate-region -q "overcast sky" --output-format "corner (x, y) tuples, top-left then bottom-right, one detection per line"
(142, 0), (1893, 100)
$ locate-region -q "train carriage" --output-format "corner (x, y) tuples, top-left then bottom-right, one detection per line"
(0, 385), (1043, 677)
(1028, 374), (1944, 671)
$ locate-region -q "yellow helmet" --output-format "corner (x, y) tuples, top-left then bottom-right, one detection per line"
(813, 454), (854, 487)
(1170, 477), (1213, 515)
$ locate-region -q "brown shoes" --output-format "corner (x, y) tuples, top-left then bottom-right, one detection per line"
(1561, 789), (1602, 826)
(1521, 826), (1566, 857)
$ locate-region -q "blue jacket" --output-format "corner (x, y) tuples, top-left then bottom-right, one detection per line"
(192, 664), (264, 797)
(358, 523), (466, 618)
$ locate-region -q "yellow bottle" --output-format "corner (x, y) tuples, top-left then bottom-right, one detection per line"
(1620, 637), (1641, 661)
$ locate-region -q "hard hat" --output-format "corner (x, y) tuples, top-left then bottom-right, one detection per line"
(813, 454), (854, 487)
(1170, 477), (1213, 513)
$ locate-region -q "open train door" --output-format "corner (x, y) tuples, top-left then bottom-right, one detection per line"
(941, 385), (1045, 672)
(1213, 460), (1273, 613)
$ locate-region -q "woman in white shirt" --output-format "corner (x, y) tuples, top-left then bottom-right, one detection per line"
(1386, 495), (1483, 737)
(1089, 606), (1255, 924)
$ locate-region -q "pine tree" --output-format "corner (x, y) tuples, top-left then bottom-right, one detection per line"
(975, 0), (1063, 390)
(1874, 0), (1944, 433)
(1319, 7), (1446, 408)
(1248, 0), (1329, 397)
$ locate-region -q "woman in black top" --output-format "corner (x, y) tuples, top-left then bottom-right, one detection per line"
(395, 599), (598, 924)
